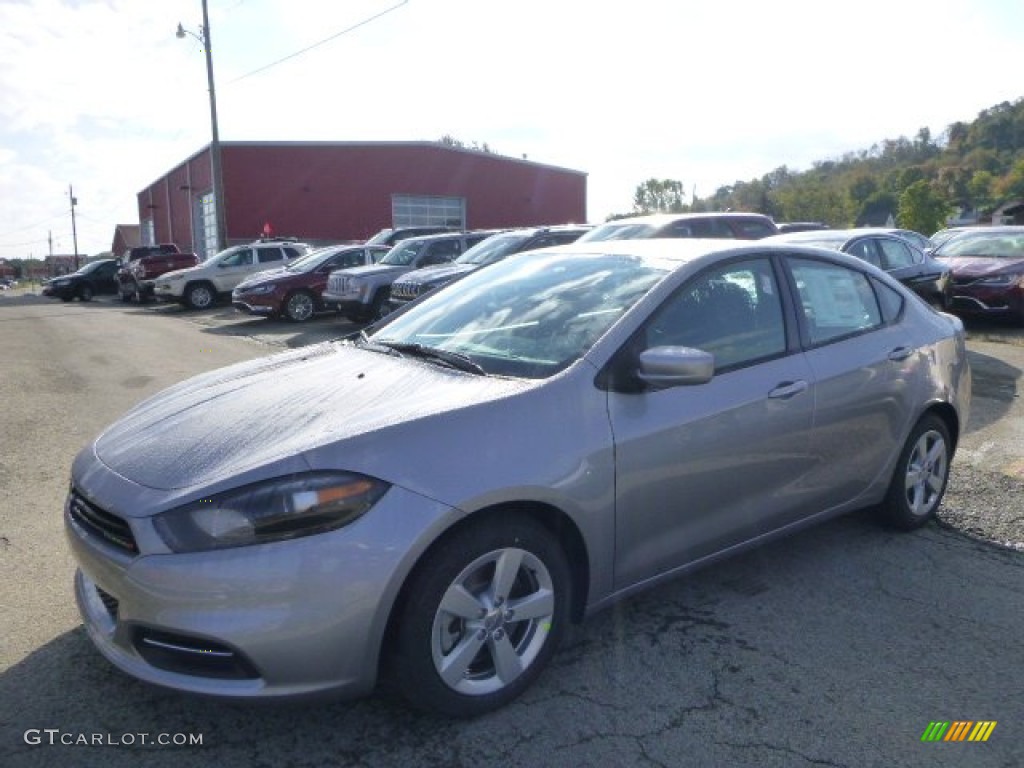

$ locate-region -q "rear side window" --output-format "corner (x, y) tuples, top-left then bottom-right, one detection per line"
(872, 277), (905, 323)
(878, 239), (917, 269)
(731, 219), (777, 239)
(258, 248), (285, 263)
(789, 258), (882, 346)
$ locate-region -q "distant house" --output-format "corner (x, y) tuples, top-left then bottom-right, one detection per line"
(111, 224), (141, 257)
(991, 200), (1024, 225)
(0, 259), (16, 278)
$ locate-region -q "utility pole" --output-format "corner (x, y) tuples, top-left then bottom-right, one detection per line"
(69, 185), (80, 270)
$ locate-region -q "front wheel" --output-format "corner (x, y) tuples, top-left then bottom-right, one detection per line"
(389, 517), (571, 718)
(184, 282), (216, 310)
(878, 414), (952, 530)
(283, 290), (316, 322)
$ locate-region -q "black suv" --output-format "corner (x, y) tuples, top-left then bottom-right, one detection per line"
(579, 212), (779, 242)
(389, 224), (592, 310)
(42, 259), (120, 302)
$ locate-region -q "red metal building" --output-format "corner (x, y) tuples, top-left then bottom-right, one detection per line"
(137, 141), (588, 258)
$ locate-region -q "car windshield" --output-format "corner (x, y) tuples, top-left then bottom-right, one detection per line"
(579, 222), (658, 242)
(364, 229), (393, 246)
(369, 252), (665, 379)
(286, 247), (351, 273)
(456, 233), (531, 266)
(787, 236), (848, 250)
(934, 232), (1024, 259)
(76, 261), (105, 274)
(380, 240), (426, 266)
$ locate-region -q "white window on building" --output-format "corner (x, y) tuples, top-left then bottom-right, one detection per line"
(392, 195), (465, 228)
(200, 192), (218, 259)
(142, 218), (155, 246)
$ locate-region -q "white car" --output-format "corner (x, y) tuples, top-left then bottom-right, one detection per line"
(154, 240), (309, 309)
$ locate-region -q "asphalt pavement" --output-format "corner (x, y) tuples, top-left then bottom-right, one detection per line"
(1, 293), (1021, 768)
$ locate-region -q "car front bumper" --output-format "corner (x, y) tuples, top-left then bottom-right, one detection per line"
(65, 484), (455, 699)
(950, 284), (1024, 319)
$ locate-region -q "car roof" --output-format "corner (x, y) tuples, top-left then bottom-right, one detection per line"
(601, 212), (772, 226)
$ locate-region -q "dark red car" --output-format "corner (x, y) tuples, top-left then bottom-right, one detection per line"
(932, 226), (1024, 325)
(231, 244), (390, 322)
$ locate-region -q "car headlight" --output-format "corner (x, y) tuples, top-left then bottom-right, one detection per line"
(154, 472), (389, 552)
(162, 273), (186, 282)
(242, 284), (276, 295)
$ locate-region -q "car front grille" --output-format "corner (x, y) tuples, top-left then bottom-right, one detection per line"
(390, 282), (420, 300)
(327, 275), (350, 294)
(68, 489), (138, 555)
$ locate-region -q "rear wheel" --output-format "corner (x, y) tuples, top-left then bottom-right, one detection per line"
(184, 282), (216, 310)
(78, 284), (94, 302)
(283, 290), (316, 322)
(389, 516), (570, 718)
(878, 414), (951, 530)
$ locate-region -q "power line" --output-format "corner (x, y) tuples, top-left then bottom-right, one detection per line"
(228, 0), (409, 84)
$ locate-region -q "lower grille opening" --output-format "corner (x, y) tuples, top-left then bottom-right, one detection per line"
(95, 587), (120, 620)
(133, 628), (260, 680)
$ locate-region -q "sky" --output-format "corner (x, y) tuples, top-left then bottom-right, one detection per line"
(1, 0), (1022, 261)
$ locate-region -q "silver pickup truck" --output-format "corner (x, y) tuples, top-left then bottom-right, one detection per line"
(323, 231), (499, 321)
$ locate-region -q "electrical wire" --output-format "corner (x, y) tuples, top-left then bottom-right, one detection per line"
(228, 0), (409, 84)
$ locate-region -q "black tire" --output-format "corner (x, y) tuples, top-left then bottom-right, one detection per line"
(184, 282), (216, 310)
(366, 289), (390, 322)
(120, 290), (133, 303)
(878, 414), (952, 530)
(389, 516), (571, 718)
(283, 290), (316, 323)
(78, 284), (94, 302)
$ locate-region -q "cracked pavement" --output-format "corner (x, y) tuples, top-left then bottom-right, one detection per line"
(1, 295), (1021, 768)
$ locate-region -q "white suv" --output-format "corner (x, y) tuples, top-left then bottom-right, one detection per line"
(154, 240), (309, 309)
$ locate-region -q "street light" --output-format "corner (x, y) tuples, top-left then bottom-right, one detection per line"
(177, 0), (227, 255)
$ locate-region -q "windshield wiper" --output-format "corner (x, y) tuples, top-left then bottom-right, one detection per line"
(374, 340), (486, 375)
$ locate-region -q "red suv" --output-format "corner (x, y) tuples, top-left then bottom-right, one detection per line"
(231, 244), (391, 322)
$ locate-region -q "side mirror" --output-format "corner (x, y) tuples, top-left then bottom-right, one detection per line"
(636, 346), (715, 389)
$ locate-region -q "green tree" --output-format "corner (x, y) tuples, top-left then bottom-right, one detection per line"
(967, 171), (997, 211)
(897, 181), (951, 234)
(633, 178), (687, 214)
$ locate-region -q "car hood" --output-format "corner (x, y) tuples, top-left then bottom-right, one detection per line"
(92, 342), (528, 493)
(940, 255), (1024, 277)
(235, 269), (296, 290)
(337, 264), (407, 279)
(402, 263), (476, 285)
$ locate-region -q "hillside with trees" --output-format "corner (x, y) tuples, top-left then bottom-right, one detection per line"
(626, 97), (1024, 235)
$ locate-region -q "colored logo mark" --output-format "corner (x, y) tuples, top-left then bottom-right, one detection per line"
(921, 721), (997, 742)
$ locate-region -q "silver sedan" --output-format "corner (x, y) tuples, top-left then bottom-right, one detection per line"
(65, 240), (970, 717)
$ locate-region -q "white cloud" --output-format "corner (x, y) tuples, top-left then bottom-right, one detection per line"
(1, 0), (1022, 258)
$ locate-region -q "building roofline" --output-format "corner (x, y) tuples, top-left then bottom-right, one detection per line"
(139, 140), (586, 193)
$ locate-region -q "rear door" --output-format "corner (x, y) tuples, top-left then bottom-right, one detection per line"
(784, 255), (918, 509)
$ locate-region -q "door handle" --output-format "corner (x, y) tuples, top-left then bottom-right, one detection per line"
(888, 347), (912, 361)
(768, 380), (809, 399)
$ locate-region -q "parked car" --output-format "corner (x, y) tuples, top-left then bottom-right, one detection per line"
(929, 227), (972, 250)
(323, 230), (499, 321)
(364, 226), (460, 247)
(579, 212), (779, 242)
(66, 239), (969, 717)
(154, 239), (309, 309)
(232, 244), (391, 322)
(41, 259), (120, 301)
(766, 229), (953, 309)
(930, 226), (1024, 325)
(115, 244), (189, 302)
(388, 224), (592, 310)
